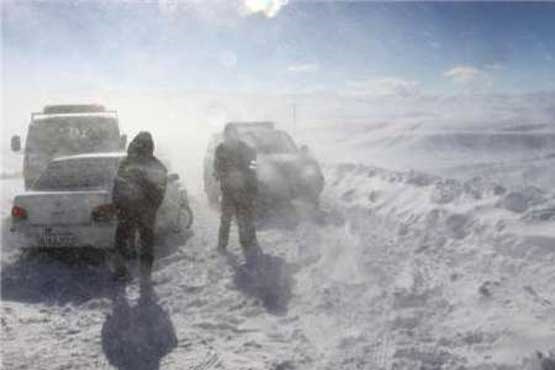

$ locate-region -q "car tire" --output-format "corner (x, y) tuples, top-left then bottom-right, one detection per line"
(179, 204), (194, 230)
(161, 204), (194, 248)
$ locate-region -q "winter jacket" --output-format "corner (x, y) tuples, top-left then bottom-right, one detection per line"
(113, 132), (167, 212)
(214, 141), (257, 196)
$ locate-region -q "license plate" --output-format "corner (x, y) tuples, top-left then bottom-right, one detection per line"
(39, 229), (75, 248)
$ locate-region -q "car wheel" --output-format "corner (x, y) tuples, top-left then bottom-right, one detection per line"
(178, 204), (194, 230)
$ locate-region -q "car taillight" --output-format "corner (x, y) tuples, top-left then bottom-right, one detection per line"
(12, 206), (27, 220)
(92, 204), (116, 222)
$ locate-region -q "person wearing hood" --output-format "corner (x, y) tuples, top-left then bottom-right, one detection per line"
(214, 123), (261, 263)
(112, 132), (167, 288)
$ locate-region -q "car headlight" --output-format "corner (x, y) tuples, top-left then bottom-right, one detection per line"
(249, 159), (257, 171)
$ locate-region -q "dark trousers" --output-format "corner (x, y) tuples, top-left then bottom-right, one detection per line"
(218, 190), (257, 249)
(114, 208), (156, 277)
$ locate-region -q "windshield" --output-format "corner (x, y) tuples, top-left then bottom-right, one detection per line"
(32, 157), (121, 191)
(243, 131), (297, 154)
(26, 116), (120, 158)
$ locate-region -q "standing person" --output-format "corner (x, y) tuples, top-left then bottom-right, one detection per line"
(214, 124), (261, 263)
(112, 132), (167, 291)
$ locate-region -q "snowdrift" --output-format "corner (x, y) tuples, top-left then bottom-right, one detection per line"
(320, 162), (555, 369)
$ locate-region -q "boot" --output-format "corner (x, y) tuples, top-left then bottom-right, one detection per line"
(139, 257), (153, 284)
(139, 258), (154, 303)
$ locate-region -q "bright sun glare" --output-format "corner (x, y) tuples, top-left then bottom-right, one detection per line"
(242, 0), (288, 17)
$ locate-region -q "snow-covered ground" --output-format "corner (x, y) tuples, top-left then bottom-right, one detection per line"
(2, 111), (555, 369)
(2, 164), (555, 369)
(322, 163), (555, 369)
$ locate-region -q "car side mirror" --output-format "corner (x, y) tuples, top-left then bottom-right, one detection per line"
(168, 173), (180, 183)
(11, 135), (21, 152)
(300, 144), (310, 155)
(120, 134), (127, 149)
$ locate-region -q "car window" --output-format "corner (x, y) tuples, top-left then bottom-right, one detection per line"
(244, 131), (297, 154)
(27, 116), (120, 157)
(32, 157), (120, 191)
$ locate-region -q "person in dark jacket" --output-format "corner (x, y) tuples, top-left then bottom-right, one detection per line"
(214, 124), (261, 262)
(112, 132), (167, 286)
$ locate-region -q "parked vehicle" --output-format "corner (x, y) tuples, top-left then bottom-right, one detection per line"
(204, 122), (324, 207)
(10, 152), (193, 250)
(11, 104), (127, 189)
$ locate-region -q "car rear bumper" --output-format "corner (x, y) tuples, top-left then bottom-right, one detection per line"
(10, 222), (117, 249)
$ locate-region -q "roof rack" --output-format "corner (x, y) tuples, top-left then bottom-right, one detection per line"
(44, 104), (106, 114)
(31, 104), (118, 122)
(227, 121), (275, 131)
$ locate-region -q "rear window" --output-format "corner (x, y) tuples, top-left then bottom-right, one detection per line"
(32, 157), (121, 191)
(26, 116), (120, 157)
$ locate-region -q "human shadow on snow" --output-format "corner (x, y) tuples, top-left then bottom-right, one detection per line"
(101, 284), (177, 370)
(1, 248), (114, 305)
(222, 249), (294, 315)
(1, 228), (191, 306)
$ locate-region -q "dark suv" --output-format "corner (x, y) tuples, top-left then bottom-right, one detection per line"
(204, 122), (324, 206)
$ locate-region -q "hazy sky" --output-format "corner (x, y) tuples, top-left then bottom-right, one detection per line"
(3, 1), (555, 97)
(2, 1), (555, 187)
